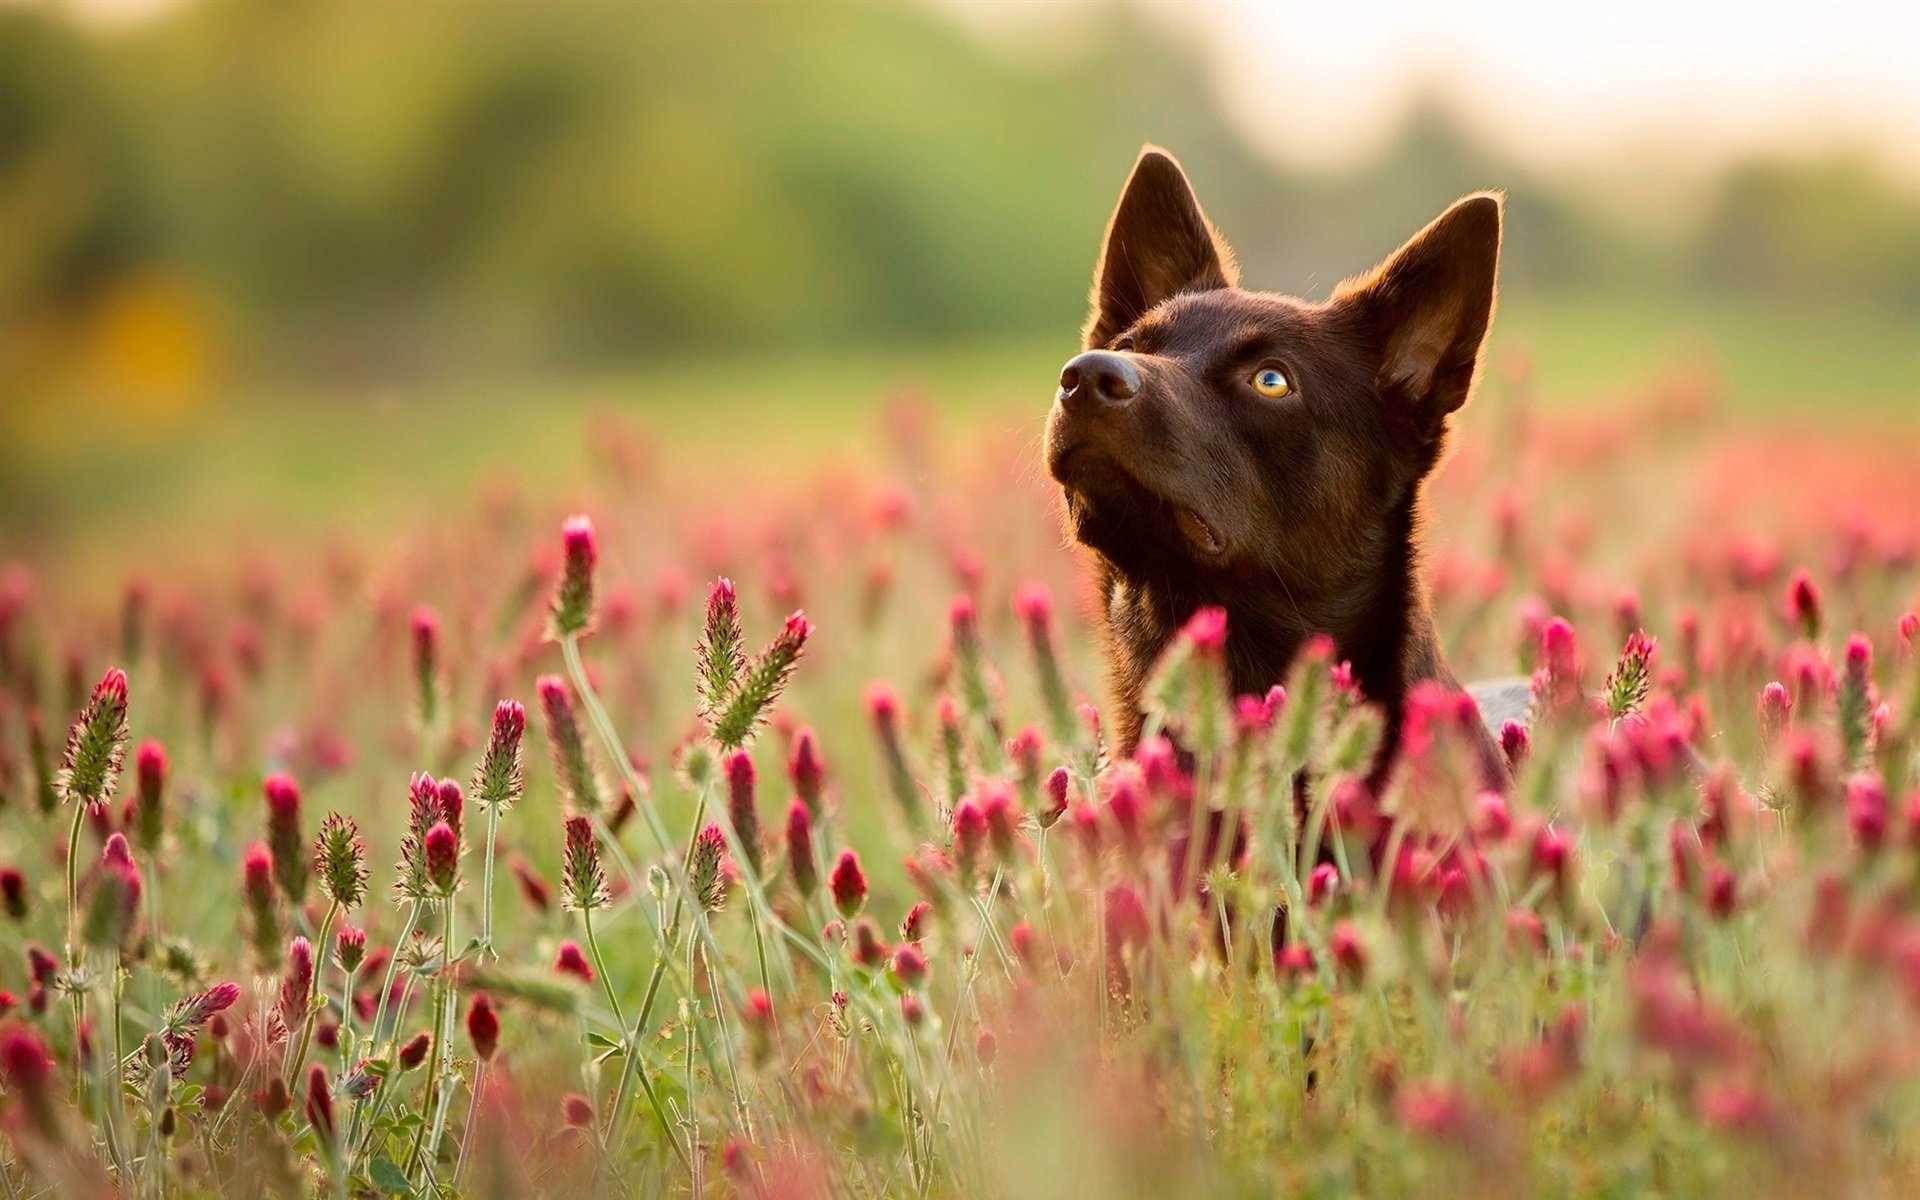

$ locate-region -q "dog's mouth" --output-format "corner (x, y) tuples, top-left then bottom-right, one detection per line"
(1051, 442), (1227, 561)
(1174, 507), (1225, 557)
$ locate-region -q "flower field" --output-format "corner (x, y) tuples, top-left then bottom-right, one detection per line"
(1, 359), (1919, 1198)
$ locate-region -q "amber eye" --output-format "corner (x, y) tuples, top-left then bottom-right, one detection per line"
(1251, 366), (1291, 398)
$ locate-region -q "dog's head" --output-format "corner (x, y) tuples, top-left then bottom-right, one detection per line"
(1045, 146), (1501, 597)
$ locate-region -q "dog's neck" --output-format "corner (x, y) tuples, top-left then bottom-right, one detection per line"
(1099, 484), (1463, 768)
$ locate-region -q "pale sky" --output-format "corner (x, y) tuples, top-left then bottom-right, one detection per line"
(941, 0), (1920, 188)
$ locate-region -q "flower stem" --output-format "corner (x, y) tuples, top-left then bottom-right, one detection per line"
(346, 902), (421, 1161)
(582, 905), (688, 1172)
(405, 898), (457, 1182)
(63, 801), (86, 968)
(479, 805), (501, 959)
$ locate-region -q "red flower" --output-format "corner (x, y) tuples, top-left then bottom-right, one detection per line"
(305, 1064), (335, 1139)
(788, 727), (826, 817)
(0, 868), (25, 921)
(890, 943), (929, 989)
(562, 1094), (595, 1128)
(724, 750), (762, 876)
(548, 939), (593, 983)
(1786, 569), (1821, 637)
(424, 821), (458, 895)
(0, 1024), (58, 1138)
(263, 773), (307, 903)
(900, 900), (931, 943)
(1181, 606), (1228, 656)
(129, 738), (167, 852)
(829, 850), (867, 918)
(466, 993), (500, 1061)
(398, 1032), (431, 1070)
(1330, 920), (1367, 983)
(1847, 773), (1888, 851)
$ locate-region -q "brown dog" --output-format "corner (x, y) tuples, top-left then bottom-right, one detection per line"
(1045, 145), (1519, 780)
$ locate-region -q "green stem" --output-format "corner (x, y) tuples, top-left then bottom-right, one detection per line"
(581, 905), (688, 1172)
(684, 933), (700, 1196)
(603, 798), (705, 1141)
(406, 897), (457, 1182)
(582, 907), (627, 1031)
(345, 902), (422, 1161)
(479, 805), (501, 958)
(451, 1060), (485, 1190)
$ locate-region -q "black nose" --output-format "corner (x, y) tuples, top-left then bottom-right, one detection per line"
(1057, 350), (1140, 411)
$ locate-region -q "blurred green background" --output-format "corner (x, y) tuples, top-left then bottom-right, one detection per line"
(4, 0), (1919, 565)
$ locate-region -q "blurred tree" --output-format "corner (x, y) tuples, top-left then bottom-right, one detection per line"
(1, 0), (1916, 380)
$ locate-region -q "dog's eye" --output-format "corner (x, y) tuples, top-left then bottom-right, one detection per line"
(1250, 366), (1291, 399)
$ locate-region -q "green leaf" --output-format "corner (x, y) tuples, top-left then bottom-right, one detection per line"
(369, 1155), (412, 1196)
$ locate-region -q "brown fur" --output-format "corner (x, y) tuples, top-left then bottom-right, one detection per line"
(1045, 145), (1505, 780)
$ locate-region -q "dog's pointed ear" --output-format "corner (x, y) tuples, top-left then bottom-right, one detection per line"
(1337, 192), (1502, 440)
(1083, 146), (1238, 349)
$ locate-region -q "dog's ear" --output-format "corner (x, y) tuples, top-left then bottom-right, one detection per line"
(1083, 146), (1238, 349)
(1336, 193), (1502, 441)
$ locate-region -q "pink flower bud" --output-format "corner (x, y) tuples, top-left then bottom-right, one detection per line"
(398, 1032), (431, 1070)
(890, 943), (929, 989)
(1541, 617), (1578, 678)
(724, 750), (762, 875)
(1844, 633), (1873, 686)
(1012, 582), (1053, 639)
(952, 801), (989, 880)
(129, 738), (167, 852)
(549, 515), (598, 637)
(979, 780), (1018, 862)
(975, 1028), (998, 1067)
(1276, 942), (1315, 978)
(2, 1025), (58, 1137)
(788, 727), (826, 818)
(829, 850), (867, 918)
(901, 900), (931, 943)
(1476, 791), (1512, 842)
(1308, 863), (1340, 906)
(277, 937), (313, 1027)
(0, 869), (25, 921)
(864, 682), (899, 732)
(1786, 569), (1821, 637)
(424, 822), (458, 894)
(1758, 680), (1792, 740)
(1181, 606), (1228, 657)
(305, 1064), (335, 1139)
(852, 919), (887, 969)
(466, 993), (500, 1061)
(1848, 773), (1889, 852)
(1705, 867), (1737, 919)
(263, 773), (307, 903)
(554, 941), (594, 983)
(1041, 766), (1070, 828)
(1330, 920), (1366, 983)
(1506, 907), (1546, 955)
(335, 925), (366, 974)
(1530, 824), (1572, 896)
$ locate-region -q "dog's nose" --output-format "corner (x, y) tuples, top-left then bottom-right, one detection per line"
(1057, 350), (1140, 411)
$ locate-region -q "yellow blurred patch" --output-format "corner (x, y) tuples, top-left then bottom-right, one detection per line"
(78, 269), (221, 423)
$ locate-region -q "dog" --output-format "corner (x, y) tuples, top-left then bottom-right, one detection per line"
(1044, 145), (1522, 786)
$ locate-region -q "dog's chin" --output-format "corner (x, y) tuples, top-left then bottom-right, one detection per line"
(1057, 466), (1229, 572)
